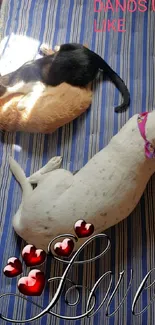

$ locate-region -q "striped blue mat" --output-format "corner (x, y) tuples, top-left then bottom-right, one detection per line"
(0, 1), (155, 324)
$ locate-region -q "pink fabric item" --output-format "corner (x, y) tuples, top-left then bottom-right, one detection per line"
(137, 112), (155, 158)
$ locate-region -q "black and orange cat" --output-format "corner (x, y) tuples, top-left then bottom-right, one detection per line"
(0, 43), (130, 112)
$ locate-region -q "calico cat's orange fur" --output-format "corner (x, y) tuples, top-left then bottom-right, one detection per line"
(0, 82), (92, 133)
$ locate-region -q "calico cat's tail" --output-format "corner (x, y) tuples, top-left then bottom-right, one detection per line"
(94, 53), (130, 113)
(66, 44), (130, 113)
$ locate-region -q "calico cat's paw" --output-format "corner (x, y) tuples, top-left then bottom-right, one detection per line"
(40, 43), (55, 56)
(17, 93), (34, 111)
(17, 82), (46, 111)
(54, 45), (60, 52)
(17, 96), (27, 110)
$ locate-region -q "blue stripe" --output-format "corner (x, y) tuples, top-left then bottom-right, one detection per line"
(42, 134), (49, 167)
(113, 9), (123, 136)
(142, 3), (148, 113)
(39, 0), (49, 44)
(79, 0), (87, 43)
(52, 0), (62, 47)
(129, 11), (136, 118)
(5, 0), (13, 35)
(65, 0), (74, 43)
(57, 128), (63, 157)
(14, 0), (21, 33)
(26, 134), (34, 176)
(26, 0), (36, 36)
(70, 120), (78, 172)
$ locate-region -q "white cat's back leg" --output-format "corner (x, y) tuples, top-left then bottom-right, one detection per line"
(28, 156), (63, 184)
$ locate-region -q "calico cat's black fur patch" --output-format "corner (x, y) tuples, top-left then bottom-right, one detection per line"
(0, 43), (130, 112)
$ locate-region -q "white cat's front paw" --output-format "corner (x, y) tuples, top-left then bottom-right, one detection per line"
(42, 156), (63, 174)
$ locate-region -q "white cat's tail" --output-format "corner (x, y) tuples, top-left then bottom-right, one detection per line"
(9, 157), (33, 198)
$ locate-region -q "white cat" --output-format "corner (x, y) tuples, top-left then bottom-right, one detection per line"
(9, 110), (155, 252)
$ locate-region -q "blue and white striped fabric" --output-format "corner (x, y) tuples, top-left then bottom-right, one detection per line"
(0, 1), (155, 324)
